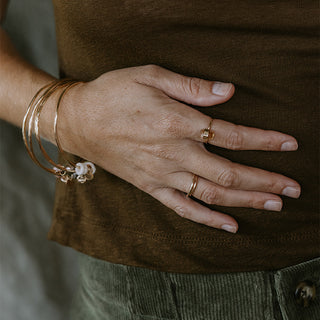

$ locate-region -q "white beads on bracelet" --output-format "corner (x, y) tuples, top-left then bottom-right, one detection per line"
(53, 161), (96, 184)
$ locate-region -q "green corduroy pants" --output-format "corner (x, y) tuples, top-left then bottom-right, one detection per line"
(70, 254), (320, 320)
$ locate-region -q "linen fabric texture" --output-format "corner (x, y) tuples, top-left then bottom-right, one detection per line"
(49, 0), (320, 273)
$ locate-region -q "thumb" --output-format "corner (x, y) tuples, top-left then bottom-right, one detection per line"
(134, 64), (235, 106)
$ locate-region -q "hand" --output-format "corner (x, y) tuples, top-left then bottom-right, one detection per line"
(59, 65), (300, 233)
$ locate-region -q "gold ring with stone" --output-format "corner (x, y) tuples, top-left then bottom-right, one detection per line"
(187, 174), (199, 197)
(200, 119), (215, 144)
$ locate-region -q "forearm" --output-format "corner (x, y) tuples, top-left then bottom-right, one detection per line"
(0, 26), (57, 141)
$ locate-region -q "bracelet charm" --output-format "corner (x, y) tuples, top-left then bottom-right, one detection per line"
(53, 161), (96, 184)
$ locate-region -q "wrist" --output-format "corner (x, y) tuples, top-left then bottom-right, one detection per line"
(53, 81), (86, 155)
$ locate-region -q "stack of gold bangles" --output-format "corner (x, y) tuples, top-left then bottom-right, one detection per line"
(22, 79), (96, 184)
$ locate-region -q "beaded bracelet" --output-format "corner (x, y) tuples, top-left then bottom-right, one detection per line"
(22, 79), (96, 184)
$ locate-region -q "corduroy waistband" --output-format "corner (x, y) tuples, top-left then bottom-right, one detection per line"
(71, 254), (320, 320)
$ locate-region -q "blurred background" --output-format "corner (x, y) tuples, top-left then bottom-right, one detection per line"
(0, 0), (78, 319)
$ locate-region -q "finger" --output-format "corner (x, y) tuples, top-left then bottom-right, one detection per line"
(191, 118), (298, 151)
(161, 103), (298, 152)
(184, 144), (301, 198)
(151, 187), (238, 233)
(167, 172), (283, 211)
(134, 64), (235, 106)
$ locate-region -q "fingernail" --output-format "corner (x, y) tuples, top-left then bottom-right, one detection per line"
(281, 141), (298, 151)
(212, 82), (233, 96)
(282, 186), (301, 198)
(264, 200), (282, 211)
(221, 224), (237, 233)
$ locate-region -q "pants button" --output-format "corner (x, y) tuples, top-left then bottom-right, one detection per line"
(294, 280), (317, 307)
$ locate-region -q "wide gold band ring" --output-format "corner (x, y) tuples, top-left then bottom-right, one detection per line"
(200, 119), (215, 144)
(187, 174), (199, 197)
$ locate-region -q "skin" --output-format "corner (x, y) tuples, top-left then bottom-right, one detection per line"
(0, 0), (301, 234)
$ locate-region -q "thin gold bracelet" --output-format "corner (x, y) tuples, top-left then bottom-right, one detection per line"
(34, 80), (77, 169)
(54, 81), (81, 167)
(22, 80), (62, 174)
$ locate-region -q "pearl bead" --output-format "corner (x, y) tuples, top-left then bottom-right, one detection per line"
(75, 162), (88, 175)
(77, 175), (87, 184)
(60, 175), (69, 184)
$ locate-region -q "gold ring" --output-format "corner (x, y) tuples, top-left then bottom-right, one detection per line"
(200, 119), (215, 143)
(187, 174), (198, 197)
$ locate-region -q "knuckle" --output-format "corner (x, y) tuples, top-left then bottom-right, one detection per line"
(183, 77), (202, 97)
(145, 164), (168, 183)
(143, 64), (161, 78)
(206, 216), (219, 227)
(173, 205), (188, 218)
(226, 129), (243, 150)
(264, 135), (278, 150)
(142, 183), (156, 194)
(217, 168), (239, 188)
(246, 197), (257, 209)
(134, 171), (160, 194)
(200, 187), (220, 204)
(156, 114), (185, 138)
(151, 144), (180, 162)
(265, 175), (283, 192)
(135, 179), (153, 194)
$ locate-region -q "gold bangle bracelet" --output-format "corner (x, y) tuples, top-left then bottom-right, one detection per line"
(22, 80), (62, 174)
(54, 81), (82, 168)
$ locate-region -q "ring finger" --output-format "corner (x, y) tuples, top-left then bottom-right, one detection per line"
(181, 142), (301, 197)
(166, 172), (283, 211)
